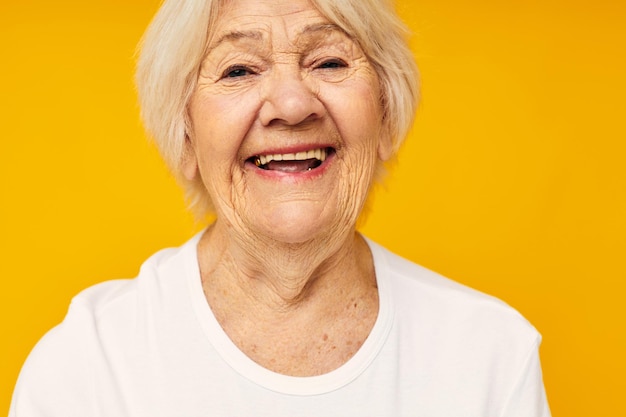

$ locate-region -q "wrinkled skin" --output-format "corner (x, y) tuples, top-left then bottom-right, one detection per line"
(185, 0), (390, 247)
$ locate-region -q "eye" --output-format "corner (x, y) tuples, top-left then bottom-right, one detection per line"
(316, 58), (347, 70)
(222, 65), (256, 79)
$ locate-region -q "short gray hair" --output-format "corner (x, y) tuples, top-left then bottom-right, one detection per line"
(136, 0), (419, 217)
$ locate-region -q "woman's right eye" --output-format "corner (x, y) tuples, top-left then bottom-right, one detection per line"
(222, 66), (254, 79)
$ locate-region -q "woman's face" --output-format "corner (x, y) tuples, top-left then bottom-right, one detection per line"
(185, 0), (391, 244)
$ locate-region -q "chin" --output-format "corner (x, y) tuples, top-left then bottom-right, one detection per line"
(252, 202), (349, 246)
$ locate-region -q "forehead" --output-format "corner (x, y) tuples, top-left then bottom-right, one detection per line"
(210, 0), (334, 47)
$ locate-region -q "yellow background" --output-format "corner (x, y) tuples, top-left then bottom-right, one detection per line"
(1, 0), (624, 415)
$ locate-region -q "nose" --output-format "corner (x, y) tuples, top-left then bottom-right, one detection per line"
(259, 67), (326, 127)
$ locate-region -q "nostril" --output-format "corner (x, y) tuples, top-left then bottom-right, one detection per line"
(259, 77), (326, 126)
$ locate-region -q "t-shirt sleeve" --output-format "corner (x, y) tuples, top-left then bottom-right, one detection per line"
(9, 301), (95, 417)
(499, 336), (551, 417)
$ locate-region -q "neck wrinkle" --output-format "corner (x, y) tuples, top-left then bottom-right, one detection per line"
(197, 221), (369, 314)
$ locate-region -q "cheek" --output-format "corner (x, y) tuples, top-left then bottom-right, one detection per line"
(330, 82), (384, 154)
(325, 83), (383, 205)
(189, 92), (259, 175)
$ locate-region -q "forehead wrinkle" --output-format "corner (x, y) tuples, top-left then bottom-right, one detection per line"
(207, 29), (265, 54)
(204, 19), (352, 63)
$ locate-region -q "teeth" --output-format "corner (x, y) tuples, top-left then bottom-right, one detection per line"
(254, 148), (327, 166)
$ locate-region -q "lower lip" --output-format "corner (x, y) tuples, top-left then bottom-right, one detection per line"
(245, 151), (336, 182)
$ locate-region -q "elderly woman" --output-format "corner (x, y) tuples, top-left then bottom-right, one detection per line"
(11, 0), (550, 416)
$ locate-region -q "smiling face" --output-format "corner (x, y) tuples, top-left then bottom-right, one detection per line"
(184, 0), (391, 245)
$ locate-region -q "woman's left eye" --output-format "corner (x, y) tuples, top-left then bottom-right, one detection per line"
(316, 59), (347, 69)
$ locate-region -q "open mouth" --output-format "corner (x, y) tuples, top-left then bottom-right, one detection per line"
(247, 147), (334, 172)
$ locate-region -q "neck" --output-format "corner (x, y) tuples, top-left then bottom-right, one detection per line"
(197, 220), (373, 311)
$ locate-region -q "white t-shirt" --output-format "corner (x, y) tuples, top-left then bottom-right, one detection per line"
(10, 233), (551, 416)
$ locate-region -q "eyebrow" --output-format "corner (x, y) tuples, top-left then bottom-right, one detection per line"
(298, 23), (344, 36)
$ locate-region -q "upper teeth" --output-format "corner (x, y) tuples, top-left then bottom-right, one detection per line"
(256, 148), (327, 166)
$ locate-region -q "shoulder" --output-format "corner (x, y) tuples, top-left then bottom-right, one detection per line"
(68, 233), (201, 318)
(10, 237), (199, 415)
(48, 245), (178, 326)
(368, 239), (549, 415)
(368, 238), (540, 346)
